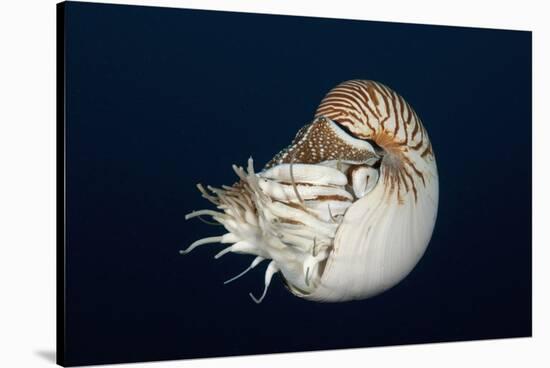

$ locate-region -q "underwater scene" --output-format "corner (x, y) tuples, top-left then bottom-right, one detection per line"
(62, 2), (531, 366)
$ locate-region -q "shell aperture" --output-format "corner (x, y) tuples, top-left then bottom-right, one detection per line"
(182, 80), (439, 303)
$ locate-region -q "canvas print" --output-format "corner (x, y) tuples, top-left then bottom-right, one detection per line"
(57, 1), (532, 366)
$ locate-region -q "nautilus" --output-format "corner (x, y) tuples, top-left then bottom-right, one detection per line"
(182, 80), (438, 303)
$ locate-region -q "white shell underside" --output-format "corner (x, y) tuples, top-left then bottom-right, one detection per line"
(297, 168), (438, 301)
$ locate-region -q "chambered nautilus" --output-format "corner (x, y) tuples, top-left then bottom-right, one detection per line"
(181, 79), (438, 303)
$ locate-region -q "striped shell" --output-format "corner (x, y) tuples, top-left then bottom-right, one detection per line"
(182, 80), (439, 303)
(315, 80), (435, 203)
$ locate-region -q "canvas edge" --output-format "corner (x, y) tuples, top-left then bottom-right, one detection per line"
(56, 1), (67, 367)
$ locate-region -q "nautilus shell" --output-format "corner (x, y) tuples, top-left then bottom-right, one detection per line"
(182, 80), (438, 303)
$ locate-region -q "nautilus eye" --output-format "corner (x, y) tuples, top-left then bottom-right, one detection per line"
(182, 79), (438, 303)
(349, 165), (379, 198)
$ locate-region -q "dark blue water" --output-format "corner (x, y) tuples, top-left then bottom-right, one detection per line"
(63, 2), (531, 366)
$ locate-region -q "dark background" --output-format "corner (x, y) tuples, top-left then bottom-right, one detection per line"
(62, 1), (532, 366)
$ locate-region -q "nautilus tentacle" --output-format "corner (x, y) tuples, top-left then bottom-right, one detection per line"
(182, 80), (438, 303)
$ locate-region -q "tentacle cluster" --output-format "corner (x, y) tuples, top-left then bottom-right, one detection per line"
(181, 158), (353, 303)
